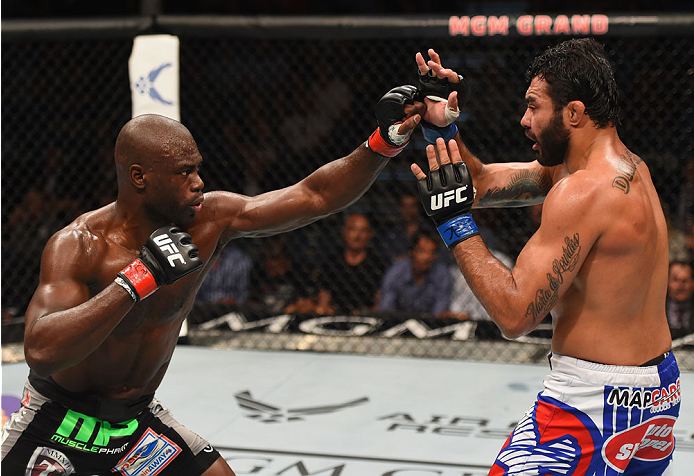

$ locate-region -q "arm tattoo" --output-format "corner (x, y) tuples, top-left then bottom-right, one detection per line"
(478, 169), (551, 207)
(525, 233), (581, 325)
(612, 149), (643, 194)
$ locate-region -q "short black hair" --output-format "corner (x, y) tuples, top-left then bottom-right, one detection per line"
(526, 38), (621, 128)
(410, 230), (439, 251)
(669, 260), (693, 273)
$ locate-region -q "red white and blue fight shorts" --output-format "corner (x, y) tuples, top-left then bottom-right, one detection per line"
(489, 352), (681, 475)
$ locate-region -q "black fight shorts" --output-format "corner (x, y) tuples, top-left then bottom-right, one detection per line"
(1, 376), (221, 476)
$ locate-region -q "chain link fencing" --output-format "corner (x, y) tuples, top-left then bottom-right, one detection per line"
(2, 16), (693, 368)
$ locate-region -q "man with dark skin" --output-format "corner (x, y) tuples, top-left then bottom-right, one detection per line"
(2, 88), (422, 474)
(413, 40), (679, 474)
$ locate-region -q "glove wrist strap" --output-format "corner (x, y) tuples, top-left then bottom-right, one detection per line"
(422, 123), (458, 144)
(366, 129), (408, 158)
(114, 276), (139, 302)
(436, 213), (479, 249)
(117, 259), (159, 301)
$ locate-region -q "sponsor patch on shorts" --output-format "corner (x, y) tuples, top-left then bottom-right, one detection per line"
(113, 428), (181, 476)
(26, 446), (75, 475)
(602, 415), (676, 472)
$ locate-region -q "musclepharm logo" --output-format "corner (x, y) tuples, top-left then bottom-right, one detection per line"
(153, 234), (186, 267)
(135, 63), (174, 105)
(431, 186), (469, 210)
(52, 409), (138, 453)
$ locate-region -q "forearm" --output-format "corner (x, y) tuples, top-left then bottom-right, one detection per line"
(25, 283), (135, 376)
(454, 135), (553, 208)
(304, 143), (389, 215)
(451, 236), (532, 338)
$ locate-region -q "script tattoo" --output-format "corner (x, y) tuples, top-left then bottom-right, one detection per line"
(479, 169), (550, 207)
(612, 149), (643, 194)
(525, 233), (581, 324)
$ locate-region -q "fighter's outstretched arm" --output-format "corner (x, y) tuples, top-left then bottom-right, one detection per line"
(215, 142), (396, 240)
(215, 93), (424, 241)
(416, 48), (566, 208)
(24, 229), (135, 377)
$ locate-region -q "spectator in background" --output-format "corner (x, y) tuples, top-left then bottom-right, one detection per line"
(668, 160), (694, 263)
(249, 236), (306, 314)
(685, 223), (694, 260)
(383, 191), (435, 261)
(379, 231), (452, 316)
(675, 159), (694, 232)
(315, 213), (389, 315)
(2, 187), (56, 313)
(195, 244), (253, 304)
(667, 260), (694, 338)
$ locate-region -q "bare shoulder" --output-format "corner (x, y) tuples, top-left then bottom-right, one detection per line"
(43, 205), (114, 277)
(192, 191), (250, 243)
(196, 190), (248, 230)
(201, 190), (247, 214)
(543, 169), (603, 217)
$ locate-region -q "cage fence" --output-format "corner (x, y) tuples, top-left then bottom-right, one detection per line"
(2, 15), (693, 369)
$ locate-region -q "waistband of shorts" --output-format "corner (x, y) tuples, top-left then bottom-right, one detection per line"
(28, 371), (154, 422)
(550, 352), (679, 387)
(549, 351), (671, 373)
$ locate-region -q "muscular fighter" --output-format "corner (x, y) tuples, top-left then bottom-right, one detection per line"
(1, 85), (423, 475)
(412, 40), (680, 475)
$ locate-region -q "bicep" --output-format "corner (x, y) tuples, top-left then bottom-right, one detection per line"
(510, 192), (597, 328)
(27, 280), (91, 326)
(25, 234), (92, 330)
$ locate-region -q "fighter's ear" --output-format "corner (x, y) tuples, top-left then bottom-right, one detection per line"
(566, 100), (586, 126)
(130, 164), (146, 189)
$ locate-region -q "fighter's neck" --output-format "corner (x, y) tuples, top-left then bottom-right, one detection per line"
(112, 198), (171, 245)
(565, 127), (621, 173)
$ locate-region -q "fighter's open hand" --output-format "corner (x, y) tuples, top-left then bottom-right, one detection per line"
(411, 137), (463, 179)
(415, 49), (466, 128)
(411, 138), (478, 249)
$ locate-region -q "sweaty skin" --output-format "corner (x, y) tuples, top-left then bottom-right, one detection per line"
(23, 112), (420, 402)
(413, 59), (671, 365)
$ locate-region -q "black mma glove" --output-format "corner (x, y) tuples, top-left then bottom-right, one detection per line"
(417, 162), (478, 249)
(116, 226), (203, 301)
(366, 85), (418, 158)
(417, 69), (468, 143)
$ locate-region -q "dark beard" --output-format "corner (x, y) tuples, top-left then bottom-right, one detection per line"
(536, 112), (570, 167)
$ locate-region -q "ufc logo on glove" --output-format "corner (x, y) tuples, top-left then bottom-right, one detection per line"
(430, 186), (469, 210)
(116, 226), (203, 301)
(153, 234), (186, 267)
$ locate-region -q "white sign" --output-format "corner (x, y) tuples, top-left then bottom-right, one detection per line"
(129, 34), (180, 121)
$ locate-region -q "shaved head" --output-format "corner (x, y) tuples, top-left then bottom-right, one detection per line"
(114, 114), (199, 191)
